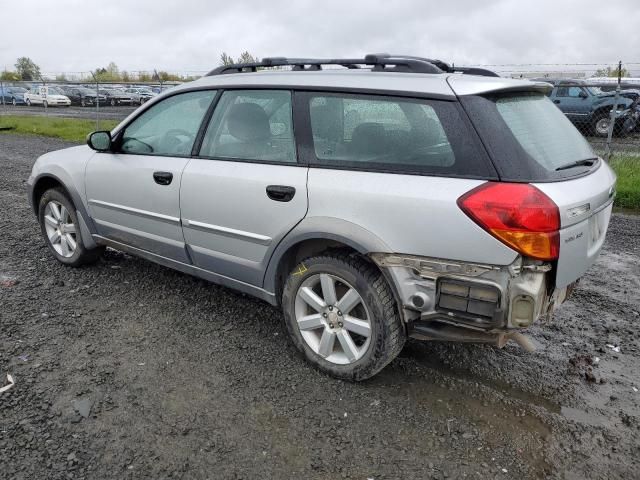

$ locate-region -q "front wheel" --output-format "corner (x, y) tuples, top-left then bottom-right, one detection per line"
(26, 98), (31, 106)
(281, 253), (405, 381)
(38, 188), (104, 267)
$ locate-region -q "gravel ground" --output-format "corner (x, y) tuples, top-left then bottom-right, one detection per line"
(1, 133), (639, 480)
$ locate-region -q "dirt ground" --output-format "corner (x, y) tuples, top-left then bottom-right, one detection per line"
(1, 133), (639, 479)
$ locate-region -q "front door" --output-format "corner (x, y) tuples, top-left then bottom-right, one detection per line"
(85, 89), (217, 262)
(553, 85), (590, 126)
(180, 89), (308, 286)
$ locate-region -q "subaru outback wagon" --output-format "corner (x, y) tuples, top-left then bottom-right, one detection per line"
(27, 55), (616, 380)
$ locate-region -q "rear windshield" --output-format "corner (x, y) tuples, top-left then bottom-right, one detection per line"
(461, 93), (598, 181)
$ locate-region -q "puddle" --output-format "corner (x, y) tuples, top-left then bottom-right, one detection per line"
(400, 343), (562, 414)
(370, 369), (552, 475)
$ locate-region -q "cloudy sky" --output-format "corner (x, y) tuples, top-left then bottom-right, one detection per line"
(2, 0), (639, 76)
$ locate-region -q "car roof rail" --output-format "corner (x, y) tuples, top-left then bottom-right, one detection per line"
(205, 54), (499, 77)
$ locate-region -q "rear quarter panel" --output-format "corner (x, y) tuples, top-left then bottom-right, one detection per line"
(306, 169), (519, 265)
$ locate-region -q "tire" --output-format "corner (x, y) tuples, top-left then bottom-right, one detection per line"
(38, 188), (104, 267)
(110, 99), (116, 106)
(593, 114), (611, 137)
(281, 253), (405, 381)
(12, 97), (16, 106)
(26, 98), (31, 106)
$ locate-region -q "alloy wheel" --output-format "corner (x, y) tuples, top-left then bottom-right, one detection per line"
(294, 273), (372, 365)
(43, 201), (77, 258)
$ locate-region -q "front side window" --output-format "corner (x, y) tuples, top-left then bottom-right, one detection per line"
(199, 90), (296, 163)
(556, 86), (584, 98)
(120, 90), (216, 156)
(308, 94), (455, 170)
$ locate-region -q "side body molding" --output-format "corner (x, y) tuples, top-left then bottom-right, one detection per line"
(262, 216), (393, 294)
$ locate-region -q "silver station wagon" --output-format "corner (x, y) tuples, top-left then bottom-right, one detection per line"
(27, 54), (616, 380)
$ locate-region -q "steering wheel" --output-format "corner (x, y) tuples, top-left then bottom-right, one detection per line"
(160, 129), (194, 154)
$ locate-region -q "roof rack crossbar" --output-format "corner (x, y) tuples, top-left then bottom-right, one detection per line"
(205, 54), (498, 77)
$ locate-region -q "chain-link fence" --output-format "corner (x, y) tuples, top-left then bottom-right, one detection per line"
(459, 61), (640, 158)
(2, 63), (640, 157)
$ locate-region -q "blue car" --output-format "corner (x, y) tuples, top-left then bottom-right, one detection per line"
(0, 86), (27, 105)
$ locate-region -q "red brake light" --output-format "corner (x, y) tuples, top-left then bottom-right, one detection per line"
(457, 182), (560, 261)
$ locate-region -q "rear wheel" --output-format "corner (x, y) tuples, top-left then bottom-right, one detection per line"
(282, 253), (405, 381)
(593, 114), (611, 137)
(38, 188), (104, 267)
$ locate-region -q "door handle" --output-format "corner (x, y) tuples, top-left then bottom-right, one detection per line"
(266, 185), (296, 202)
(553, 100), (561, 104)
(153, 171), (173, 185)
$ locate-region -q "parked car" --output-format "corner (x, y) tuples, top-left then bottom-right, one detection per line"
(59, 85), (107, 107)
(534, 78), (636, 136)
(124, 87), (154, 105)
(27, 54), (615, 381)
(0, 86), (27, 105)
(24, 85), (71, 107)
(98, 88), (134, 106)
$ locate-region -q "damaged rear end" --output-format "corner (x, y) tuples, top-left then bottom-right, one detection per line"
(373, 77), (616, 350)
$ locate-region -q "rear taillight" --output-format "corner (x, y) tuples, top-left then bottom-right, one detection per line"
(457, 182), (560, 261)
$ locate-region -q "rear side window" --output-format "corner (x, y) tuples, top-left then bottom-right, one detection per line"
(301, 92), (494, 178)
(461, 93), (596, 181)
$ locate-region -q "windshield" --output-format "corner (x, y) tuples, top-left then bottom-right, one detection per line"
(586, 86), (605, 95)
(48, 87), (65, 95)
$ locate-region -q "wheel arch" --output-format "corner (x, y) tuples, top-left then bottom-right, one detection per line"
(30, 172), (98, 247)
(263, 217), (394, 305)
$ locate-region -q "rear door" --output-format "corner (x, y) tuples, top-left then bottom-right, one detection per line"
(180, 89), (308, 287)
(85, 89), (217, 262)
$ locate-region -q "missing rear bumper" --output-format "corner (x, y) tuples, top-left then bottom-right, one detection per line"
(370, 252), (552, 331)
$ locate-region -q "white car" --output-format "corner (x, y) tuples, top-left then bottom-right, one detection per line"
(25, 86), (71, 107)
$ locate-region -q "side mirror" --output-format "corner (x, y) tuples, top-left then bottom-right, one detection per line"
(87, 131), (112, 152)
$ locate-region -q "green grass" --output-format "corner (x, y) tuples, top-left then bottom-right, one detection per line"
(609, 156), (640, 211)
(0, 115), (118, 143)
